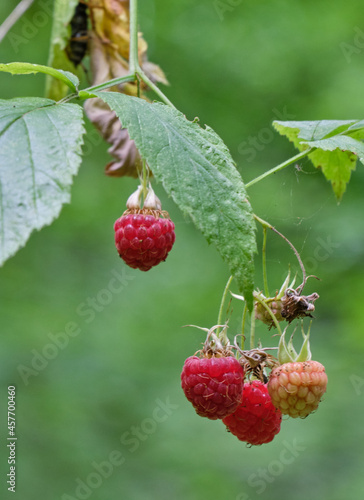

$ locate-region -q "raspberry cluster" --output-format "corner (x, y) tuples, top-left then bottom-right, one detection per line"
(114, 210), (175, 271)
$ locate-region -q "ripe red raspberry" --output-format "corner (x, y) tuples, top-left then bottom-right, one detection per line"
(181, 355), (245, 420)
(268, 360), (327, 418)
(114, 209), (175, 271)
(223, 380), (282, 446)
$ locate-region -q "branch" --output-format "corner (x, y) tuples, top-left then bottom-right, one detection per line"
(0, 0), (35, 43)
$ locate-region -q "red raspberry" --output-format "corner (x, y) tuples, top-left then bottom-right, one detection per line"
(223, 380), (282, 446)
(114, 210), (175, 271)
(268, 360), (327, 418)
(181, 356), (245, 420)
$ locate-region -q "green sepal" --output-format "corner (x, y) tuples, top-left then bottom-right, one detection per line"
(296, 323), (312, 362)
(286, 332), (299, 360)
(277, 323), (312, 364)
(277, 329), (295, 364)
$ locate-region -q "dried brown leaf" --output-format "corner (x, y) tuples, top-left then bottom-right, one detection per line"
(83, 0), (167, 177)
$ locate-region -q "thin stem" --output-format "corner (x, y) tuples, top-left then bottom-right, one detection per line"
(57, 93), (79, 104)
(216, 276), (234, 335)
(81, 75), (135, 94)
(262, 227), (269, 297)
(81, 0), (174, 108)
(249, 309), (255, 350)
(142, 159), (148, 202)
(138, 69), (176, 108)
(253, 292), (283, 336)
(254, 214), (306, 286)
(240, 303), (248, 350)
(246, 149), (312, 188)
(0, 0), (34, 43)
(129, 0), (139, 76)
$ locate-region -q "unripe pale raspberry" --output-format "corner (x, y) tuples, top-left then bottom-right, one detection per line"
(114, 209), (175, 271)
(268, 360), (327, 418)
(223, 380), (282, 446)
(255, 299), (284, 327)
(181, 355), (245, 420)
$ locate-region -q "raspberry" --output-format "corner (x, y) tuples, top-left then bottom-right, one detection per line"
(114, 209), (175, 271)
(268, 360), (327, 418)
(181, 355), (245, 420)
(223, 380), (282, 446)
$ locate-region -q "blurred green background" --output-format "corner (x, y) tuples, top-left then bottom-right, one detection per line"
(1, 1), (364, 499)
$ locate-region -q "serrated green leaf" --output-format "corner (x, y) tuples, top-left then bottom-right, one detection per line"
(46, 0), (82, 100)
(273, 119), (358, 144)
(90, 91), (256, 308)
(305, 136), (364, 200)
(273, 119), (364, 201)
(0, 97), (85, 266)
(0, 62), (79, 92)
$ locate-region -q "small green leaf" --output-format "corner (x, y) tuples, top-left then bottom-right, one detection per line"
(306, 136), (364, 200)
(0, 62), (79, 92)
(91, 91), (256, 308)
(0, 97), (85, 266)
(273, 119), (364, 201)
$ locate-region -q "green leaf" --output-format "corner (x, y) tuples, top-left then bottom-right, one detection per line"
(273, 119), (364, 201)
(89, 91), (256, 308)
(0, 62), (79, 93)
(46, 0), (82, 101)
(0, 97), (85, 266)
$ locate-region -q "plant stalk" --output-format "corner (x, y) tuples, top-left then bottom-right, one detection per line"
(254, 214), (306, 287)
(129, 0), (174, 107)
(129, 0), (139, 76)
(81, 75), (135, 95)
(246, 149), (312, 188)
(262, 226), (269, 297)
(216, 276), (234, 335)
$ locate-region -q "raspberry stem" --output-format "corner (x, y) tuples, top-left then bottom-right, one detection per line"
(253, 292), (283, 335)
(250, 309), (256, 350)
(82, 0), (175, 108)
(240, 302), (248, 349)
(216, 275), (234, 337)
(262, 226), (270, 297)
(245, 149), (312, 188)
(254, 214), (307, 290)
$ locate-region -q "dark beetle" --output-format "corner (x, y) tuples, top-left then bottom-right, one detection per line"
(66, 2), (89, 67)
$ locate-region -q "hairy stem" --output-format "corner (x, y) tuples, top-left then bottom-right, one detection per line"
(246, 149), (312, 188)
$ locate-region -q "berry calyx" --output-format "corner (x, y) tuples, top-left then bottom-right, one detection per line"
(181, 354), (245, 420)
(268, 360), (327, 418)
(114, 208), (175, 271)
(223, 380), (282, 446)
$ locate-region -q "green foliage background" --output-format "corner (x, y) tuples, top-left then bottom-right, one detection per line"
(1, 1), (364, 499)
